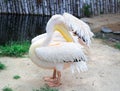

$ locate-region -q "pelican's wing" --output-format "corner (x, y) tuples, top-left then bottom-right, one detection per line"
(63, 13), (94, 46)
(31, 33), (47, 44)
(35, 42), (87, 63)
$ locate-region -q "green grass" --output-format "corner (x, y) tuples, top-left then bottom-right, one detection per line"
(114, 43), (120, 50)
(0, 62), (6, 70)
(13, 75), (21, 79)
(0, 41), (30, 57)
(33, 85), (59, 91)
(2, 86), (13, 91)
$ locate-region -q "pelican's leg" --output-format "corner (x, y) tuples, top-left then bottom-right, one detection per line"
(53, 68), (57, 79)
(43, 68), (57, 82)
(43, 68), (62, 87)
(46, 70), (62, 87)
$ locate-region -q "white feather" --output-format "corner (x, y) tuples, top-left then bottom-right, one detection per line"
(31, 33), (47, 44)
(63, 12), (94, 46)
(70, 61), (88, 73)
(35, 42), (87, 63)
(71, 64), (75, 73)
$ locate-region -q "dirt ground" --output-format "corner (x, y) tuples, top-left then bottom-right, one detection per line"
(0, 14), (120, 91)
(81, 14), (120, 32)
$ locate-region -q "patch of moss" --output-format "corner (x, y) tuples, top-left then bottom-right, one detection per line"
(13, 75), (21, 79)
(33, 85), (59, 91)
(0, 62), (6, 70)
(2, 86), (13, 91)
(114, 43), (120, 50)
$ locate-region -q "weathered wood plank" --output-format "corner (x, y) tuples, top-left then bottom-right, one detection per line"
(0, 0), (119, 17)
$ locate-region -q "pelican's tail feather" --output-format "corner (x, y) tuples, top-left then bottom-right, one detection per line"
(70, 61), (88, 73)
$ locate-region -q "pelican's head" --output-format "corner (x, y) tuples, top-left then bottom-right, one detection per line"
(46, 14), (74, 42)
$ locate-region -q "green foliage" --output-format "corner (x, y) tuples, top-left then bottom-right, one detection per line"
(0, 41), (30, 57)
(100, 11), (104, 14)
(114, 43), (120, 50)
(2, 86), (13, 91)
(33, 85), (59, 91)
(0, 62), (6, 70)
(83, 4), (91, 17)
(4, 0), (8, 4)
(13, 75), (21, 79)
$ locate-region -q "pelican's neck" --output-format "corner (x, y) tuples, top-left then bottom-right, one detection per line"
(54, 24), (74, 42)
(41, 33), (53, 46)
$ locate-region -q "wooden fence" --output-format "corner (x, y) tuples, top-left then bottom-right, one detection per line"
(0, 0), (120, 17)
(0, 14), (49, 45)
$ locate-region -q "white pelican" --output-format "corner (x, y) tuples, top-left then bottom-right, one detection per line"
(29, 13), (94, 87)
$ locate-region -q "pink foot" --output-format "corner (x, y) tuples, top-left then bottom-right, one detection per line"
(43, 76), (62, 87)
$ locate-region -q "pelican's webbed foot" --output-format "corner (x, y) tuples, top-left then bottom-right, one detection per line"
(43, 69), (62, 87)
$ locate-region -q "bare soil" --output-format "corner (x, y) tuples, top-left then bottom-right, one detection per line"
(0, 14), (120, 91)
(81, 14), (120, 32)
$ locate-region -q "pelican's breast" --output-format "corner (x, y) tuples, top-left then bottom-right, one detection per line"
(29, 31), (72, 70)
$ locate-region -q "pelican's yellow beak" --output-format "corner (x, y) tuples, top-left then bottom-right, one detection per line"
(54, 24), (74, 42)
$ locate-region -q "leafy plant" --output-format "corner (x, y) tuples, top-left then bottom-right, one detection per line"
(100, 11), (104, 14)
(83, 4), (91, 17)
(2, 86), (13, 91)
(0, 62), (6, 70)
(33, 85), (59, 91)
(0, 41), (30, 57)
(4, 0), (8, 4)
(13, 75), (21, 79)
(114, 43), (120, 50)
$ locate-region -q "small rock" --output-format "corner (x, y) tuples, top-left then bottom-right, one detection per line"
(109, 38), (117, 42)
(101, 27), (112, 33)
(113, 31), (120, 34)
(80, 77), (83, 79)
(109, 38), (120, 42)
